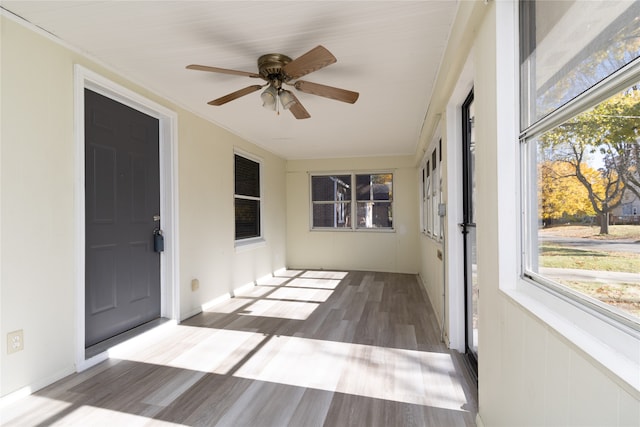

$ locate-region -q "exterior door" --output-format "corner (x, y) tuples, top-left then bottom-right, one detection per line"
(461, 90), (478, 368)
(85, 88), (161, 347)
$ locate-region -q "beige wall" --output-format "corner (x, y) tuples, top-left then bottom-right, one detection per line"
(286, 156), (419, 273)
(177, 112), (287, 320)
(1, 15), (286, 396)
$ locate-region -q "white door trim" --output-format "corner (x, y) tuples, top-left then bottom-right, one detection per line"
(74, 65), (180, 371)
(445, 54), (474, 352)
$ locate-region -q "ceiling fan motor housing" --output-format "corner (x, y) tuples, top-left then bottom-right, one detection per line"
(258, 53), (293, 83)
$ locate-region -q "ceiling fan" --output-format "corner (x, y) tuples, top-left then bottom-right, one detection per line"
(186, 45), (359, 119)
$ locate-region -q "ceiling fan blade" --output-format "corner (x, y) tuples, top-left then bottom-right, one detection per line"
(186, 64), (261, 79)
(288, 93), (311, 119)
(208, 85), (263, 106)
(282, 45), (337, 80)
(294, 80), (359, 104)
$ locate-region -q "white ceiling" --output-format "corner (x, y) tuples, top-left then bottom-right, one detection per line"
(2, 1), (458, 160)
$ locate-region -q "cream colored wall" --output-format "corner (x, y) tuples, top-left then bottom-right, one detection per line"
(417, 137), (447, 336)
(1, 16), (77, 397)
(286, 156), (419, 273)
(418, 235), (444, 330)
(0, 15), (286, 397)
(178, 115), (287, 319)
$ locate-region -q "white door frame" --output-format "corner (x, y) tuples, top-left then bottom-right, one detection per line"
(445, 55), (474, 352)
(74, 65), (180, 371)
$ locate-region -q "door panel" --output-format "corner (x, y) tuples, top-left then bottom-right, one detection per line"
(85, 89), (161, 348)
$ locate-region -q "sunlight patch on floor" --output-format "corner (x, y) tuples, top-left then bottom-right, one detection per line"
(232, 335), (469, 411)
(300, 270), (348, 280)
(0, 395), (73, 426)
(267, 286), (334, 303)
(48, 406), (186, 426)
(273, 269), (305, 278)
(109, 325), (263, 375)
(286, 277), (342, 290)
(239, 299), (320, 320)
(255, 276), (292, 287)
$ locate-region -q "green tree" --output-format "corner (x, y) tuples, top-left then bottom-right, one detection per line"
(602, 87), (640, 200)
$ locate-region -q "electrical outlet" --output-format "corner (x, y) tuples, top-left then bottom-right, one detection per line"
(7, 330), (24, 354)
(191, 278), (200, 291)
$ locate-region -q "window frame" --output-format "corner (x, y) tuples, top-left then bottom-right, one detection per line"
(521, 60), (640, 334)
(310, 171), (394, 232)
(234, 150), (264, 247)
(421, 139), (442, 241)
(512, 0), (640, 392)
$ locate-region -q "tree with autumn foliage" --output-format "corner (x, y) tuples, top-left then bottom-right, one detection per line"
(539, 160), (596, 225)
(539, 86), (640, 234)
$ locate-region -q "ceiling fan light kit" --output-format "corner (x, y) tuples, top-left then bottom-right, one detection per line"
(187, 45), (359, 119)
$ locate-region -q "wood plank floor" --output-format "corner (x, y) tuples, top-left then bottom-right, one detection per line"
(1, 270), (477, 426)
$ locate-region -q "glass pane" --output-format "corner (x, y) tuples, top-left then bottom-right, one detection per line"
(466, 225), (478, 356)
(520, 0), (640, 129)
(311, 175), (351, 202)
(356, 202), (392, 229)
(235, 155), (260, 197)
(312, 202), (351, 228)
(235, 198), (260, 239)
(532, 83), (640, 320)
(356, 173), (392, 201)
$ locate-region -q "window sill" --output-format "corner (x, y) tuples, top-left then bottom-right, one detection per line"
(504, 278), (640, 397)
(422, 231), (442, 242)
(234, 237), (266, 252)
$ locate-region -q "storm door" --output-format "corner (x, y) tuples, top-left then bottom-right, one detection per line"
(461, 90), (478, 370)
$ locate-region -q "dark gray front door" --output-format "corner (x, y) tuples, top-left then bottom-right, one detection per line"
(84, 89), (161, 348)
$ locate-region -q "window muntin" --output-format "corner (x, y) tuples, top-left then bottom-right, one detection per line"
(234, 154), (261, 240)
(520, 0), (640, 130)
(311, 173), (393, 230)
(521, 0), (640, 328)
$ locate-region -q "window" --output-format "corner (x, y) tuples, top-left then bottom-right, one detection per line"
(311, 175), (352, 228)
(356, 173), (393, 229)
(311, 173), (393, 230)
(424, 161), (432, 235)
(421, 142), (441, 239)
(520, 0), (640, 328)
(234, 153), (261, 241)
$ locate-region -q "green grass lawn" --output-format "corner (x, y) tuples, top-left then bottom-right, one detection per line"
(540, 224), (640, 240)
(562, 280), (640, 317)
(540, 243), (640, 319)
(540, 244), (640, 273)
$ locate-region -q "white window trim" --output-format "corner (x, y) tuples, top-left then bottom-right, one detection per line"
(309, 171), (395, 232)
(233, 149), (265, 248)
(420, 130), (443, 242)
(496, 0), (640, 394)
